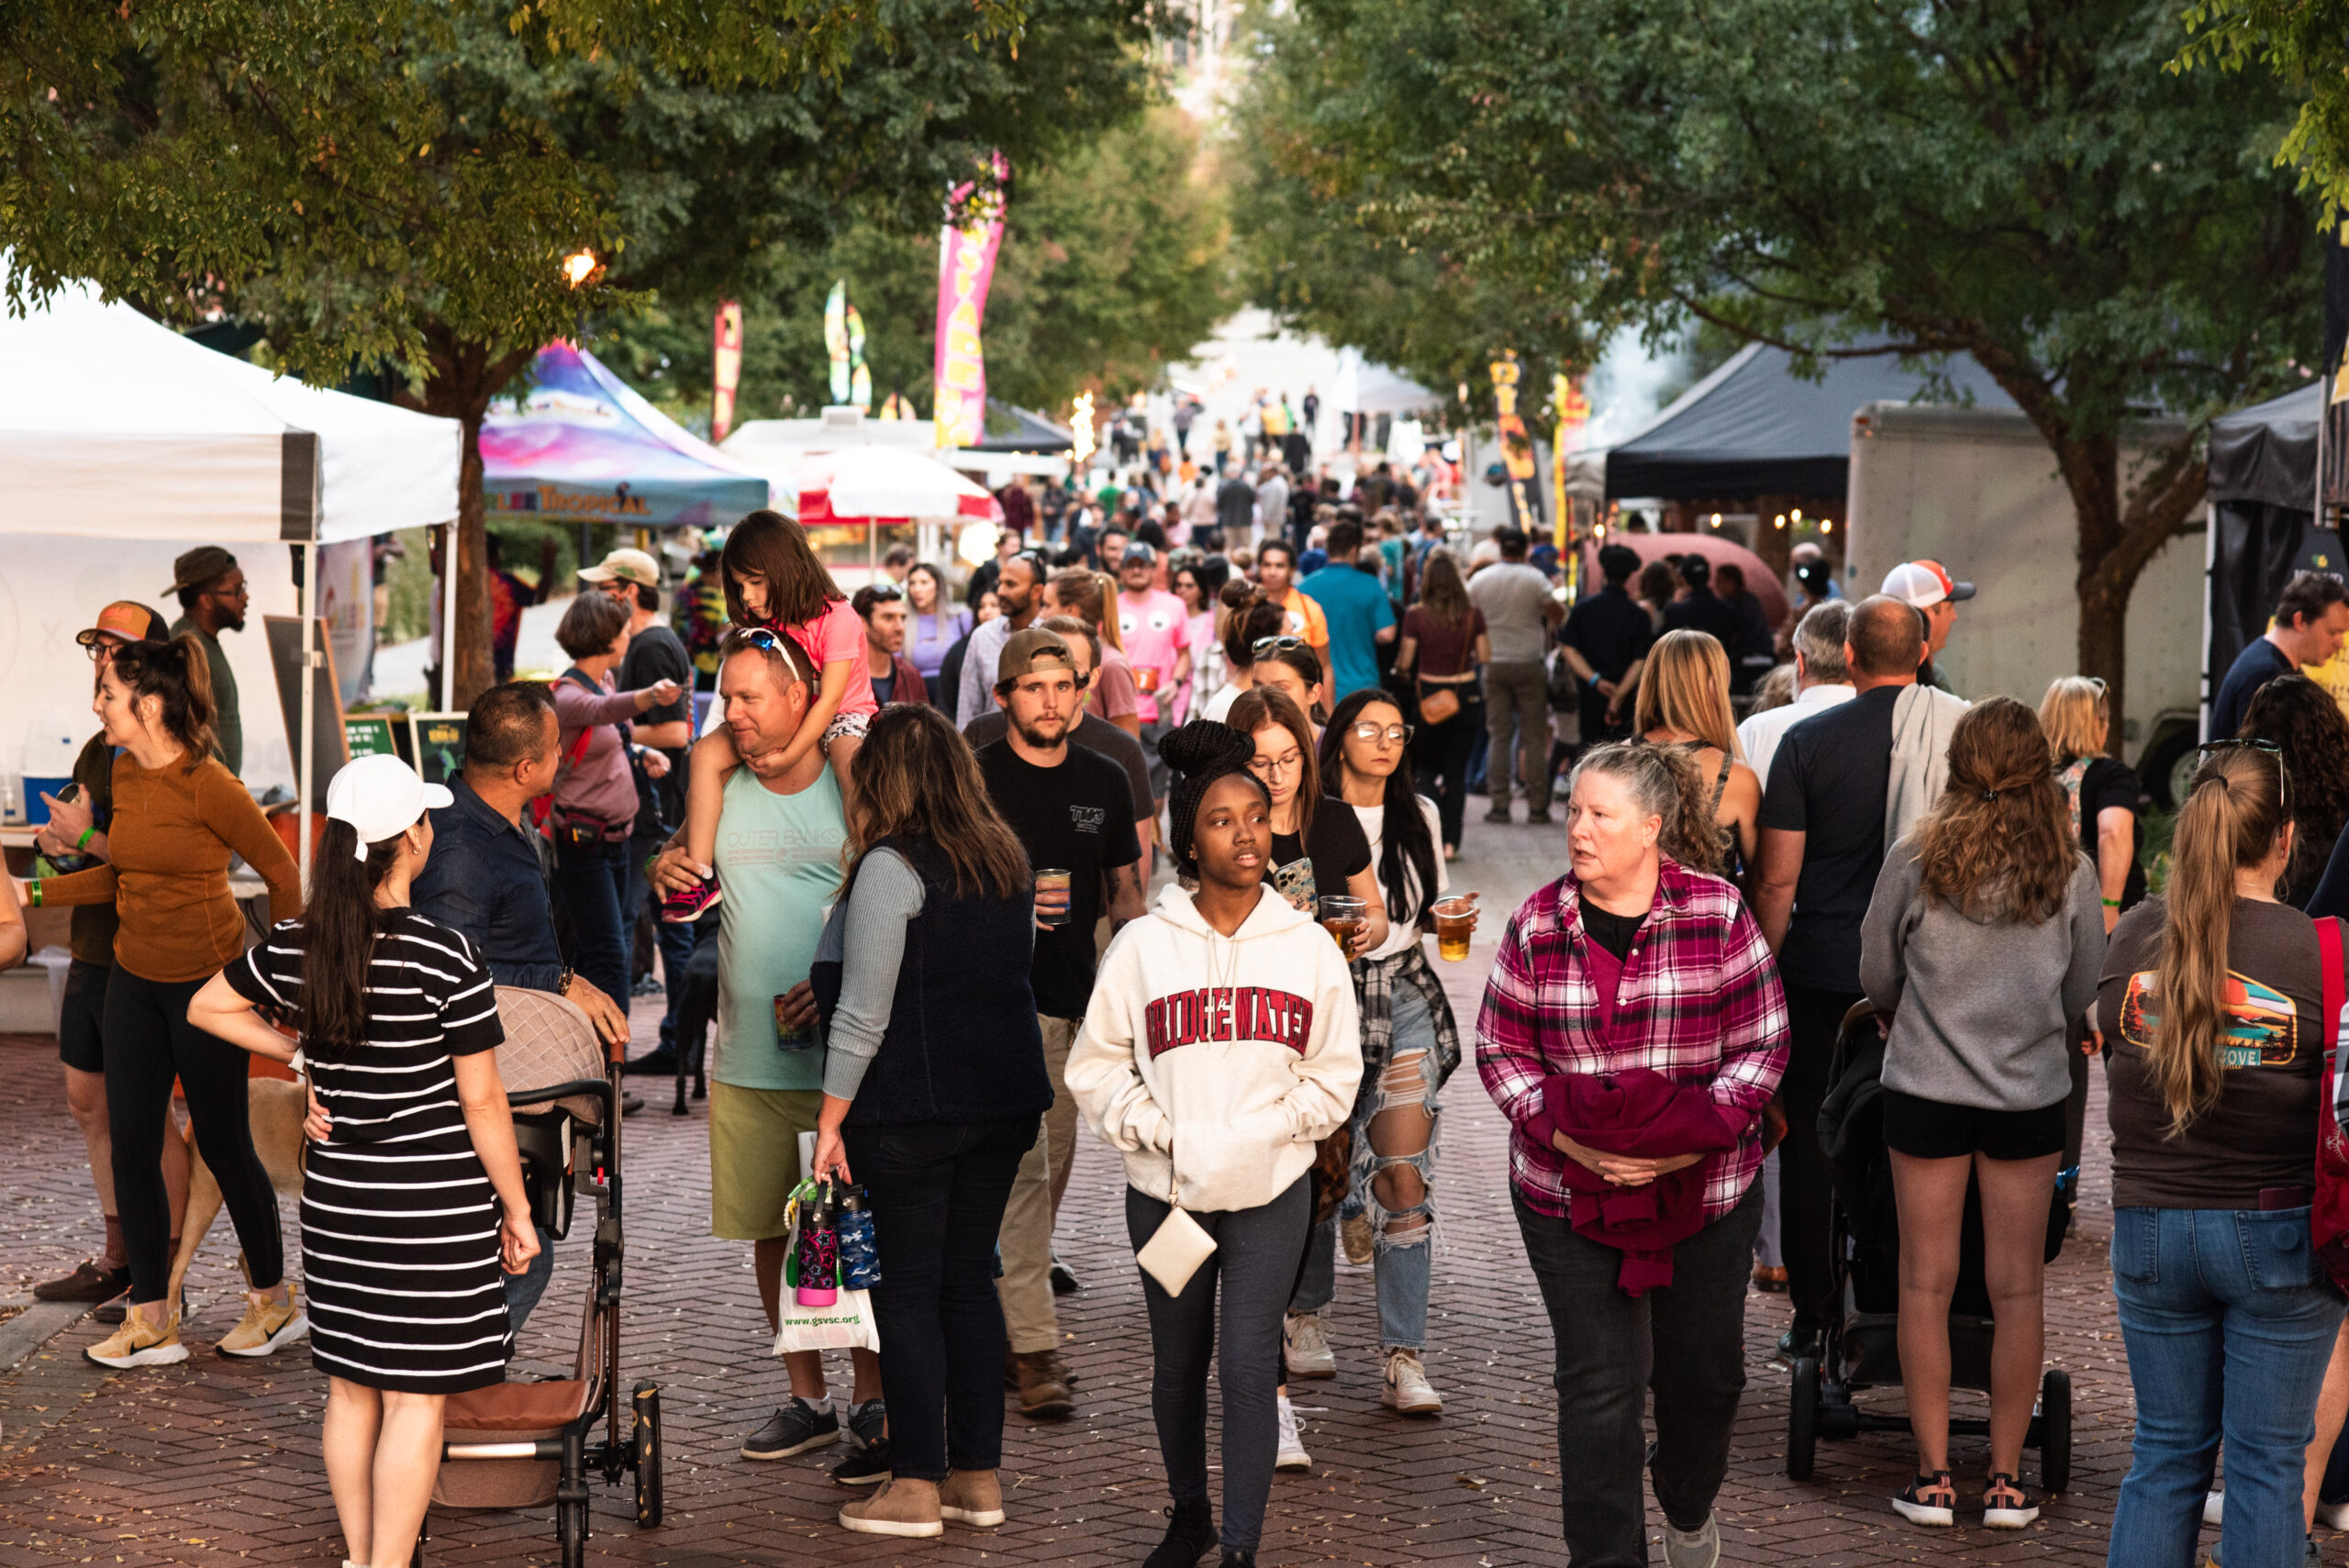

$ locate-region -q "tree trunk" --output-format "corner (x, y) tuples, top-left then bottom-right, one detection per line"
(410, 333), (536, 710)
(2056, 430), (2208, 759)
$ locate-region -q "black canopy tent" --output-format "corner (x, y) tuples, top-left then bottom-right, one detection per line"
(1599, 343), (2014, 500)
(2204, 381), (2332, 739)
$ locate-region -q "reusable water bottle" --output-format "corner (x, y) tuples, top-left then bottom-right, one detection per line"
(794, 1180), (840, 1307)
(835, 1185), (881, 1291)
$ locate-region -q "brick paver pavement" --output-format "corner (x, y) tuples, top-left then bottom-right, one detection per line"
(0, 905), (2224, 1567)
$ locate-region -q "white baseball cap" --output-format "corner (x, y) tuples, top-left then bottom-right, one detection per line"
(327, 754), (452, 860)
(1881, 558), (1975, 610)
(579, 547), (662, 588)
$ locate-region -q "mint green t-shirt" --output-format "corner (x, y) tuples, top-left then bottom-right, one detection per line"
(712, 763), (847, 1092)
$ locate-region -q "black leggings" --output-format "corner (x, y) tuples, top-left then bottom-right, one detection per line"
(105, 967), (283, 1304)
(1127, 1175), (1310, 1555)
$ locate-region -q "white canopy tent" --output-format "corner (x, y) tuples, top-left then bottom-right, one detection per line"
(0, 278), (462, 874)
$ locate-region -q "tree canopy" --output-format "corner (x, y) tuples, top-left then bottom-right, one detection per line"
(601, 106), (1233, 429)
(2, 0), (1159, 698)
(1233, 0), (2323, 719)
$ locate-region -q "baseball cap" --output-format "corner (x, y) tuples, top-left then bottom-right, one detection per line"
(1121, 542), (1158, 569)
(579, 547), (661, 588)
(997, 627), (1077, 684)
(326, 754), (452, 859)
(161, 546), (238, 596)
(1882, 559), (1975, 609)
(76, 601), (171, 649)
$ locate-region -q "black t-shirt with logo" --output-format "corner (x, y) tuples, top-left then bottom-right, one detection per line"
(1268, 803), (1373, 915)
(976, 739), (1143, 1018)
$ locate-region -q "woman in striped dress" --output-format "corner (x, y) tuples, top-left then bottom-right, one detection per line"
(190, 754), (538, 1568)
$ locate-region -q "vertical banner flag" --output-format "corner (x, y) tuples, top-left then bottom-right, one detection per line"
(934, 154), (1010, 449)
(711, 300), (744, 443)
(1551, 372), (1589, 554)
(1490, 352), (1539, 528)
(846, 304), (871, 412)
(825, 283), (852, 405)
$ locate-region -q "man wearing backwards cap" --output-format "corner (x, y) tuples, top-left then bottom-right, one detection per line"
(1881, 558), (1973, 695)
(30, 602), (182, 1314)
(974, 626), (1147, 1420)
(164, 546), (249, 776)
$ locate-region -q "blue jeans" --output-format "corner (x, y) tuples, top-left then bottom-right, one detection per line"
(623, 838), (699, 1053)
(551, 835), (630, 1013)
(2108, 1206), (2345, 1568)
(1285, 983), (1438, 1351)
(503, 1223), (555, 1332)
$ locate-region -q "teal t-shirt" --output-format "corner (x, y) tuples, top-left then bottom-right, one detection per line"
(1299, 563), (1397, 699)
(713, 763), (848, 1092)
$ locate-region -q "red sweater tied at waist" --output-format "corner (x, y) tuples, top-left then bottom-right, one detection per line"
(1527, 1067), (1745, 1297)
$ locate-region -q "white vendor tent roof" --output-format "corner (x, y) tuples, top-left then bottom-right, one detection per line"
(0, 278), (462, 543)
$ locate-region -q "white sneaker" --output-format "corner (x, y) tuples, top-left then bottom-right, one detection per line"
(1275, 1395), (1312, 1472)
(1381, 1348), (1442, 1416)
(1283, 1312), (1335, 1379)
(2206, 1489), (2226, 1527)
(2317, 1499), (2349, 1531)
(1662, 1510), (1720, 1568)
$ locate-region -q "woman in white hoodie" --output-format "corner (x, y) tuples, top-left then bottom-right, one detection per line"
(1068, 721), (1363, 1568)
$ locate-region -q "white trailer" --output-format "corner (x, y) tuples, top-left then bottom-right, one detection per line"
(1845, 402), (2204, 805)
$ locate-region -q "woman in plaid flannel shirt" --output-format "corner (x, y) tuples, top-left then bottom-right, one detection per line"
(1476, 742), (1788, 1568)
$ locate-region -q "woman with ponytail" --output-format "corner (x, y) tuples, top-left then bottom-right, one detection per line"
(187, 754), (537, 1568)
(2100, 741), (2345, 1567)
(25, 634), (302, 1368)
(1044, 568), (1145, 740)
(1857, 697), (2104, 1530)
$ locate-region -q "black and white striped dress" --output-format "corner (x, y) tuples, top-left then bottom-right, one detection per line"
(227, 908), (512, 1393)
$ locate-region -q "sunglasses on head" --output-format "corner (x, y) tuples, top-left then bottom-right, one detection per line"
(1252, 636), (1308, 657)
(2198, 737), (2291, 817)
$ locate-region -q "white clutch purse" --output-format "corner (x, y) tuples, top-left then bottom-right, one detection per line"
(1137, 1165), (1216, 1296)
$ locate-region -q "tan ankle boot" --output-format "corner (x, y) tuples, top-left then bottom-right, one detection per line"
(940, 1469), (1004, 1528)
(840, 1476), (943, 1538)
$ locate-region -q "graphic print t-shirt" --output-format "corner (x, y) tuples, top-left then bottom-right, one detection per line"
(1116, 590), (1191, 725)
(2099, 895), (2324, 1209)
(1267, 806), (1373, 917)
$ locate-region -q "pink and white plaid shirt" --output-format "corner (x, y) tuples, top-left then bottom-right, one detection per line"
(1475, 861), (1790, 1221)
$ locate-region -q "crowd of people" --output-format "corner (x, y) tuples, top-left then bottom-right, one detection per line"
(16, 489), (2349, 1568)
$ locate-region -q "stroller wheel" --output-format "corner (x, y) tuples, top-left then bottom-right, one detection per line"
(558, 1496), (588, 1568)
(2039, 1369), (2072, 1496)
(634, 1381), (665, 1529)
(1787, 1356), (1820, 1481)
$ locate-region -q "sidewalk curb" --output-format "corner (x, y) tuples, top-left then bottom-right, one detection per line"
(0, 1300), (93, 1372)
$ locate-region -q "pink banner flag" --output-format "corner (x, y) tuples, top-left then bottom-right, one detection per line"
(933, 158), (1008, 449)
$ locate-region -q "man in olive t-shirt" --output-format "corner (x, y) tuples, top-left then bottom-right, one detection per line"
(164, 546), (248, 776)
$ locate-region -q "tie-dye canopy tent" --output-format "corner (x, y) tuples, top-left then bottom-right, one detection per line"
(481, 342), (770, 527)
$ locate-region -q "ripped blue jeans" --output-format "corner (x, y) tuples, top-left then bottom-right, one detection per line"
(1288, 980), (1441, 1350)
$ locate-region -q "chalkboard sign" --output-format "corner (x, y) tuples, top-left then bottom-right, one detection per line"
(263, 615), (349, 811)
(343, 715), (401, 762)
(412, 713), (467, 786)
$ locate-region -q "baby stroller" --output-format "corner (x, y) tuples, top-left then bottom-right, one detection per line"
(414, 986), (662, 1568)
(1784, 1001), (2075, 1491)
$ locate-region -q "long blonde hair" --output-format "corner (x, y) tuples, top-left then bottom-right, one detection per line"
(1632, 628), (1740, 758)
(2151, 744), (2290, 1135)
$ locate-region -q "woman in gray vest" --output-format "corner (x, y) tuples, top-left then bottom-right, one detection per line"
(808, 704), (1052, 1541)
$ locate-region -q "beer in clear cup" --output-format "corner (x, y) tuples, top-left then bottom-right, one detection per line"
(1431, 895), (1477, 962)
(1318, 894), (1368, 954)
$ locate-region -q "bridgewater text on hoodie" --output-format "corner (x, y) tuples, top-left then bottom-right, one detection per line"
(1067, 882), (1364, 1214)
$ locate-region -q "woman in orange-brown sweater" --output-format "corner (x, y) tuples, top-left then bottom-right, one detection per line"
(25, 635), (304, 1368)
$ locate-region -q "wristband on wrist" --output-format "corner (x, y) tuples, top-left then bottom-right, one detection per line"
(28, 880), (39, 907)
(2101, 896), (2122, 908)
(75, 826), (96, 851)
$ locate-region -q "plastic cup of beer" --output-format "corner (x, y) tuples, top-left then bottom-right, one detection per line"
(1036, 868), (1073, 927)
(1137, 665), (1161, 694)
(1431, 895), (1477, 962)
(1318, 894), (1368, 954)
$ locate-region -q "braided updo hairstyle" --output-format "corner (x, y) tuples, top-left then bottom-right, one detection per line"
(1158, 720), (1272, 878)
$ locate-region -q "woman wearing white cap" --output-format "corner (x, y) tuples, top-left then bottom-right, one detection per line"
(187, 754), (540, 1568)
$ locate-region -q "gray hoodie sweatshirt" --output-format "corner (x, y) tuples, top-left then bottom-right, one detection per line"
(1858, 834), (2105, 1112)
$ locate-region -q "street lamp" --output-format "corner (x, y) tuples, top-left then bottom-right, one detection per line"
(562, 249), (597, 289)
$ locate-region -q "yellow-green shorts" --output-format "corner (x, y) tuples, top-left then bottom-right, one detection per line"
(708, 1081), (822, 1240)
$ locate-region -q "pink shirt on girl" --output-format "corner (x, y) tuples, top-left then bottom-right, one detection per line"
(782, 599), (876, 717)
